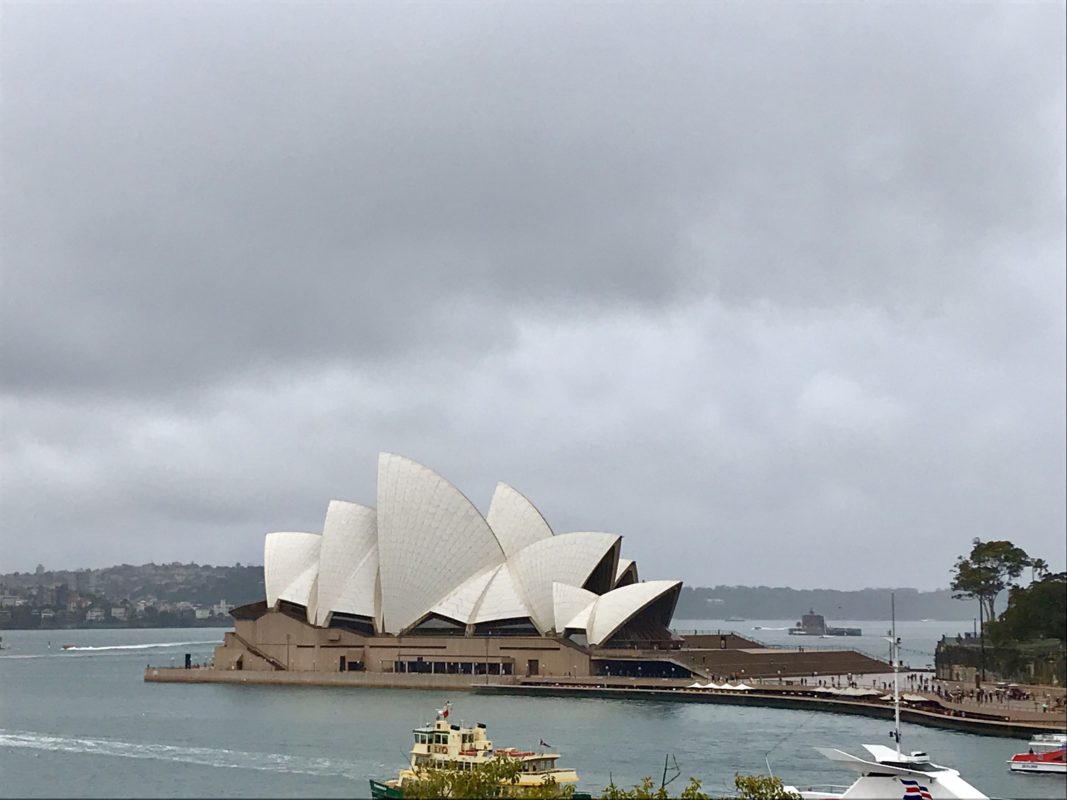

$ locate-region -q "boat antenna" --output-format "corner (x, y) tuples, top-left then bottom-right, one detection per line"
(659, 754), (680, 792)
(762, 702), (821, 773)
(890, 592), (902, 756)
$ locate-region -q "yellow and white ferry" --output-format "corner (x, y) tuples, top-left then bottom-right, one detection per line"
(370, 704), (583, 798)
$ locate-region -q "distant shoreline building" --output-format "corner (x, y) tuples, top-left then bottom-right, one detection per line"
(788, 609), (862, 637)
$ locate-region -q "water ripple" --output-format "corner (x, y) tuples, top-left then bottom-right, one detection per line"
(0, 729), (366, 778)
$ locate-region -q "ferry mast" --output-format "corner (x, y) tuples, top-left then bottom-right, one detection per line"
(890, 592), (902, 756)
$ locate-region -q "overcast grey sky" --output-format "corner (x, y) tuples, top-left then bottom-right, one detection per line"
(2, 2), (1064, 590)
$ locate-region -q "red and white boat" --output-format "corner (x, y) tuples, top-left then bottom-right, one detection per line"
(1008, 733), (1066, 775)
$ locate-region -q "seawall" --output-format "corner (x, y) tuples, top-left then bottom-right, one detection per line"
(472, 683), (1064, 740)
(144, 668), (1066, 739)
(144, 666), (514, 690)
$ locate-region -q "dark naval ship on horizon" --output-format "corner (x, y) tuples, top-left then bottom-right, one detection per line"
(789, 609), (862, 637)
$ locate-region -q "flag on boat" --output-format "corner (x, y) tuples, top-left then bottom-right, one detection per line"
(437, 703), (450, 719)
(539, 738), (552, 748)
(900, 778), (931, 800)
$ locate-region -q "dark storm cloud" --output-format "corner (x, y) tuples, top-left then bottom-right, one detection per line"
(5, 2), (1061, 392)
(1, 3), (1063, 588)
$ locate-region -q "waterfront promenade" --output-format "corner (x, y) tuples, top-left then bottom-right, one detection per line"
(934, 678), (1066, 719)
(473, 678), (1066, 739)
(146, 664), (1065, 739)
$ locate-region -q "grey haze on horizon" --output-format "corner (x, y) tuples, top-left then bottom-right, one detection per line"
(1, 3), (1064, 590)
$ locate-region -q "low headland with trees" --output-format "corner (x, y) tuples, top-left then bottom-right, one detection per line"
(936, 538), (1065, 687)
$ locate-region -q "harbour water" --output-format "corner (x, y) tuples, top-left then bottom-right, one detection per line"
(1, 625), (1062, 798)
(672, 618), (962, 668)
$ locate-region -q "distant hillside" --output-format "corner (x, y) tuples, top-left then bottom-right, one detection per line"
(1, 563), (265, 608)
(674, 585), (978, 621)
(3, 564), (980, 621)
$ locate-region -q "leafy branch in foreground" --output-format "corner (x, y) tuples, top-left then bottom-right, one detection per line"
(400, 759), (800, 798)
(400, 756), (572, 799)
(730, 774), (801, 800)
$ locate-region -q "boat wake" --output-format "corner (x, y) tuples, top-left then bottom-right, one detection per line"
(0, 641), (219, 660)
(59, 641), (218, 652)
(0, 729), (366, 778)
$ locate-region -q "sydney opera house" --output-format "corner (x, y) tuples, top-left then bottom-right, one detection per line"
(212, 453), (692, 680)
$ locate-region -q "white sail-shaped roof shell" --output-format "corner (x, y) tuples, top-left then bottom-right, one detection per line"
(508, 532), (621, 633)
(256, 453), (683, 641)
(585, 580), (682, 646)
(376, 453), (505, 633)
(614, 558), (639, 588)
(564, 601), (595, 632)
(430, 562), (532, 625)
(264, 531), (322, 611)
(430, 565), (497, 624)
(552, 582), (597, 632)
(314, 501), (379, 627)
(486, 483), (554, 558)
(471, 563), (529, 624)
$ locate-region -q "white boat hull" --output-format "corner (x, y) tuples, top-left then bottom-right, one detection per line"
(792, 774), (989, 798)
(1009, 760), (1066, 775)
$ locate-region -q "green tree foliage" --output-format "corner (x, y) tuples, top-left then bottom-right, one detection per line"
(730, 775), (801, 800)
(601, 776), (709, 799)
(400, 760), (798, 798)
(401, 755), (571, 799)
(1030, 558), (1050, 582)
(950, 538), (1030, 621)
(986, 571), (1067, 645)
